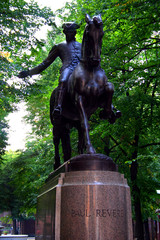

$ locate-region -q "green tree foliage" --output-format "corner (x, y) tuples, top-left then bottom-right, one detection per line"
(1, 0), (160, 238)
(0, 142), (54, 218)
(0, 0), (55, 157)
(0, 0), (55, 55)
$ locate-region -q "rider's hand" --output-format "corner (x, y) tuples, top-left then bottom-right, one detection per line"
(18, 70), (30, 78)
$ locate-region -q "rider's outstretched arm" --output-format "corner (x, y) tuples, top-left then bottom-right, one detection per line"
(18, 45), (59, 78)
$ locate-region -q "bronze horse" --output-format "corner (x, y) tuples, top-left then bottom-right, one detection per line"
(50, 14), (120, 169)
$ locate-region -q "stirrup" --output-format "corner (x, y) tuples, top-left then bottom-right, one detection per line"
(52, 106), (62, 117)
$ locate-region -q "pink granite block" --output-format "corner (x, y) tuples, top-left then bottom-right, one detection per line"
(59, 171), (133, 240)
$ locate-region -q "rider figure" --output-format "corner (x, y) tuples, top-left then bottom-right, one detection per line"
(18, 22), (81, 116)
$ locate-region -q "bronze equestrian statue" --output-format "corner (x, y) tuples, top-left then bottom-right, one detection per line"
(18, 14), (121, 170)
(50, 14), (121, 169)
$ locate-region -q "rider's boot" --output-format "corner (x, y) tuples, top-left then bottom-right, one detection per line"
(53, 82), (65, 117)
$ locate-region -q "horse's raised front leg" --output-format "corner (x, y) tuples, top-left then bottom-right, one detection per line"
(101, 81), (121, 123)
(77, 95), (96, 154)
(99, 81), (117, 124)
(104, 81), (114, 114)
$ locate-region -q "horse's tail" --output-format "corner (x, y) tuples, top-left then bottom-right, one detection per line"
(50, 87), (57, 125)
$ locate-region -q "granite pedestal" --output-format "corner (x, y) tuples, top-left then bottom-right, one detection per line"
(35, 154), (133, 240)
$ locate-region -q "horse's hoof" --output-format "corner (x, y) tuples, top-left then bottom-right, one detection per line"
(87, 146), (96, 154)
(115, 111), (121, 118)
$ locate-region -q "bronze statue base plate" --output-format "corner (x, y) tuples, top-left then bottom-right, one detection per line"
(47, 154), (118, 182)
(66, 154), (118, 172)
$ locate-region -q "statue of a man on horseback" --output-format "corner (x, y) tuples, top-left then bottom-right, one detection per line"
(18, 14), (121, 170)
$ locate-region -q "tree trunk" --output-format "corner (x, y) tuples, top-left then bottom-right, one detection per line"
(13, 219), (17, 234)
(144, 219), (150, 240)
(130, 135), (144, 240)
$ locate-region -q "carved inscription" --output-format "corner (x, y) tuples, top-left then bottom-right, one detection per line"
(71, 209), (91, 217)
(71, 209), (123, 218)
(96, 209), (123, 218)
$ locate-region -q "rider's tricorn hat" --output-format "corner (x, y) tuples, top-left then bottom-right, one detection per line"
(62, 22), (80, 33)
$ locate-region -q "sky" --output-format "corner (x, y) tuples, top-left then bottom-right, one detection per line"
(35, 0), (68, 11)
(6, 0), (71, 151)
(6, 102), (32, 151)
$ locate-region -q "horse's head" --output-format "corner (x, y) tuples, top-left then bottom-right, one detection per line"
(82, 14), (104, 67)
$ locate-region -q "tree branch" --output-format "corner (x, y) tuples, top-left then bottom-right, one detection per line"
(109, 135), (128, 156)
(140, 142), (160, 148)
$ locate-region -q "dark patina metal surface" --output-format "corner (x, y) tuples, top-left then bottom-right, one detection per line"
(50, 14), (121, 169)
(18, 14), (121, 170)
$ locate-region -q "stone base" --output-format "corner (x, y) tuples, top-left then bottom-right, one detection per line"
(0, 235), (28, 240)
(35, 154), (133, 240)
